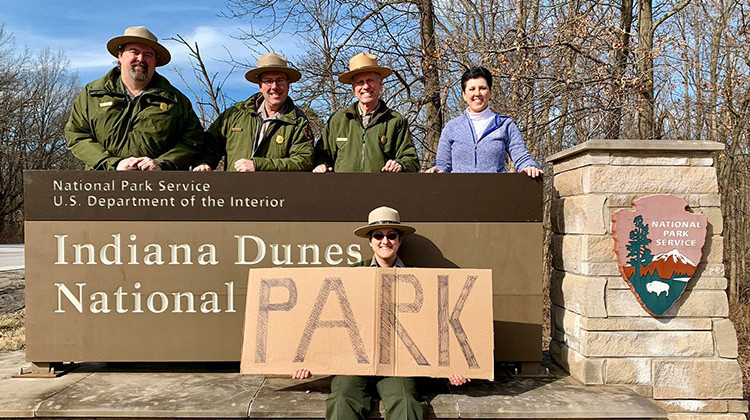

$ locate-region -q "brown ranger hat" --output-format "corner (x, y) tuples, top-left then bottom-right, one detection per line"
(339, 53), (393, 84)
(245, 52), (302, 84)
(107, 26), (171, 67)
(354, 206), (416, 238)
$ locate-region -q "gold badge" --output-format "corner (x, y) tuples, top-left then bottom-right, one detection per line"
(160, 103), (168, 111)
(380, 136), (388, 144)
(231, 127), (243, 132)
(275, 135), (284, 144)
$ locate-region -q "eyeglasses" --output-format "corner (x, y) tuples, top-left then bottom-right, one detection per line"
(260, 78), (288, 86)
(371, 233), (399, 240)
(125, 48), (155, 60)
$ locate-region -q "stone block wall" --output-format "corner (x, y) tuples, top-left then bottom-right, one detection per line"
(547, 140), (747, 420)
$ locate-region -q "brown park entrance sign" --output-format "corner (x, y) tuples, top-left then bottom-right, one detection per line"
(240, 268), (494, 379)
(23, 171), (542, 366)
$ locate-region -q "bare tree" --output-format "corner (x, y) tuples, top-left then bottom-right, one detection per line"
(0, 27), (80, 241)
(170, 35), (232, 127)
(635, 0), (691, 139)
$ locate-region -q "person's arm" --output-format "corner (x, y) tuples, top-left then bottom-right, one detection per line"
(432, 122), (454, 173)
(65, 89), (123, 170)
(313, 116), (335, 172)
(154, 97), (205, 170)
(253, 119), (314, 171)
(391, 117), (419, 172)
(194, 111), (230, 171)
(505, 120), (541, 177)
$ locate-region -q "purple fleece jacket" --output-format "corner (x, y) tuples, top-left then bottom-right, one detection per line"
(433, 111), (539, 173)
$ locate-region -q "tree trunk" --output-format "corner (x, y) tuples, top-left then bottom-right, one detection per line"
(511, 0), (526, 111)
(637, 0), (654, 139)
(416, 0), (442, 167)
(605, 0), (633, 139)
(706, 0), (725, 143)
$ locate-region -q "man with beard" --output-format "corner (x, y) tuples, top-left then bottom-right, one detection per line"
(192, 52), (313, 172)
(65, 26), (203, 170)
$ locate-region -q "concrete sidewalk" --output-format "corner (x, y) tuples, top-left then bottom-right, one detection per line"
(0, 351), (666, 419)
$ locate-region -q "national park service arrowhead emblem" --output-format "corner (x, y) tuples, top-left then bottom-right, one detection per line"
(611, 194), (707, 317)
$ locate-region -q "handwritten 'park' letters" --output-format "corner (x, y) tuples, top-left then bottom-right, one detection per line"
(240, 268), (494, 380)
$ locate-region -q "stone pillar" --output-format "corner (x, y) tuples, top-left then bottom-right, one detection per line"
(547, 140), (747, 420)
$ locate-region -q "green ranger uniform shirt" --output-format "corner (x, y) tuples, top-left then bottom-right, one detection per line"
(199, 93), (314, 171)
(314, 100), (419, 173)
(65, 67), (204, 170)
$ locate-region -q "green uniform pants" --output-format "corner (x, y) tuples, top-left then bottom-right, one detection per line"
(326, 375), (427, 420)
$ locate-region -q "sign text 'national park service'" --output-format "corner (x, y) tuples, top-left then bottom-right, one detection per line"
(612, 194), (707, 317)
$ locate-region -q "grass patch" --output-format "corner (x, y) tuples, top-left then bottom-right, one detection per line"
(0, 308), (25, 351)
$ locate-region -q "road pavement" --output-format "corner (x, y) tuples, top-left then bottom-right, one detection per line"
(0, 245), (23, 271)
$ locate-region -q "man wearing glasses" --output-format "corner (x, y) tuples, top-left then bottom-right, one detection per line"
(193, 53), (313, 172)
(66, 26), (204, 170)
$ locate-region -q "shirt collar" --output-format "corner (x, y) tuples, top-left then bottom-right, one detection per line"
(257, 97), (286, 120)
(369, 256), (405, 267)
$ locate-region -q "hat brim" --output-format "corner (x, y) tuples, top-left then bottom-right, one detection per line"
(107, 36), (171, 67)
(339, 66), (393, 84)
(354, 223), (415, 238)
(245, 67), (302, 83)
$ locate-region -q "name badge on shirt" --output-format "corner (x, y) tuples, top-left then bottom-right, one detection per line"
(231, 127), (243, 132)
(99, 101), (113, 108)
(336, 137), (348, 143)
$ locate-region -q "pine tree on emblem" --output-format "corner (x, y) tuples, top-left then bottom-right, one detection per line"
(626, 215), (653, 278)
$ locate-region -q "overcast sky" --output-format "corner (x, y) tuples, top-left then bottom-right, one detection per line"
(0, 0), (300, 103)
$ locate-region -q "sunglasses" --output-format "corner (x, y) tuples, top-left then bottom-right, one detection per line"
(371, 233), (399, 240)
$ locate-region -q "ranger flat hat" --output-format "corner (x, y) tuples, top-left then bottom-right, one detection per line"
(339, 53), (393, 84)
(354, 206), (416, 238)
(245, 52), (302, 83)
(107, 26), (171, 67)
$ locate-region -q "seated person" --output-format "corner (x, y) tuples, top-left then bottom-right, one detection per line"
(291, 206), (467, 420)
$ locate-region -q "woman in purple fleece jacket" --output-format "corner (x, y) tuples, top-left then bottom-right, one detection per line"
(427, 66), (542, 177)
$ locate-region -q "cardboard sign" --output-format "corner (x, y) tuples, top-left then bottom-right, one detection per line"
(240, 267), (494, 380)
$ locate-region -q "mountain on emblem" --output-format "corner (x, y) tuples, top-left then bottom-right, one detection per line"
(612, 195), (708, 317)
(623, 249), (696, 280)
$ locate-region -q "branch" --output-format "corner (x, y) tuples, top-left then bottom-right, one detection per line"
(654, 0), (692, 30)
(170, 34), (223, 118)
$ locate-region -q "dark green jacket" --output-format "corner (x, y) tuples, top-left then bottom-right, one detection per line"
(200, 93), (313, 171)
(65, 68), (204, 170)
(314, 100), (419, 173)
